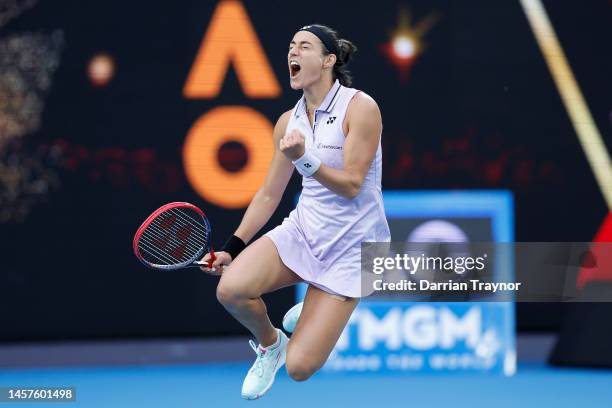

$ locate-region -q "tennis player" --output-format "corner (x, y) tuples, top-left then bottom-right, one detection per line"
(200, 24), (390, 399)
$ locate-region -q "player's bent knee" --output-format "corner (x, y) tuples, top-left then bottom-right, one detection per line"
(286, 362), (316, 382)
(285, 350), (320, 382)
(216, 280), (246, 308)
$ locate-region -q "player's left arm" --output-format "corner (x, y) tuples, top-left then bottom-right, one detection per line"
(312, 92), (381, 199)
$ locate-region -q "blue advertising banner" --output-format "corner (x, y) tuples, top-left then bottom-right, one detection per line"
(326, 302), (514, 374)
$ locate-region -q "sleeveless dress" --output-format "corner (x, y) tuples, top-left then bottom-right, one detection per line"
(265, 80), (391, 298)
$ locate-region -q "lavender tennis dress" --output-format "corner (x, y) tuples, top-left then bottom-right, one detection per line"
(265, 80), (391, 298)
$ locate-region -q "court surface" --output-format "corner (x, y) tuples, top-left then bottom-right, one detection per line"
(1, 362), (611, 407)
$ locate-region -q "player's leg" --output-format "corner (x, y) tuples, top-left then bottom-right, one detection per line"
(216, 236), (302, 347)
(217, 236), (302, 399)
(285, 284), (358, 381)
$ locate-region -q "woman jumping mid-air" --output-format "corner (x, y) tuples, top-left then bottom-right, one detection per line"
(201, 24), (390, 399)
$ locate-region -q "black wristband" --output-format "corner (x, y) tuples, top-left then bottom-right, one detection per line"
(221, 235), (246, 260)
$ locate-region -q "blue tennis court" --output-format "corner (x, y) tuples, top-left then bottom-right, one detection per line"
(2, 361), (611, 407)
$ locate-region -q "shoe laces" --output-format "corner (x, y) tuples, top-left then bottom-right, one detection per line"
(249, 340), (266, 377)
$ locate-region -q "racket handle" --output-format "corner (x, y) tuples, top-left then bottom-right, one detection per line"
(207, 247), (216, 269)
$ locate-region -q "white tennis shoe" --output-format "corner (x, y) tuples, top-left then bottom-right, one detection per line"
(282, 302), (304, 333)
(241, 328), (288, 400)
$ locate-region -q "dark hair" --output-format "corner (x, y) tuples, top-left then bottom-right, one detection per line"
(309, 24), (358, 87)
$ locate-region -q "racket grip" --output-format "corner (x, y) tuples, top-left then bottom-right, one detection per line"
(207, 247), (216, 269)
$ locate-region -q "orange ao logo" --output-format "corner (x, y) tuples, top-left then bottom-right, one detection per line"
(182, 0), (281, 208)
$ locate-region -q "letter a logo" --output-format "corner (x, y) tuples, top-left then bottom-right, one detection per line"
(183, 0), (281, 99)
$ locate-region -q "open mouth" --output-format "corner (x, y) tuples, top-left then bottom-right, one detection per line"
(289, 61), (301, 77)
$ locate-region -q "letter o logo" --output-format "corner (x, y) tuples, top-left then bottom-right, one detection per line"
(183, 106), (274, 208)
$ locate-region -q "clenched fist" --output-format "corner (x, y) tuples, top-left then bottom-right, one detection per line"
(279, 129), (306, 160)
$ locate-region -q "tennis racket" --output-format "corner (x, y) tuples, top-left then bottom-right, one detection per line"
(133, 202), (216, 270)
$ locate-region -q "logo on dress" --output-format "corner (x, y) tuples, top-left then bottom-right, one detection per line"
(326, 116), (337, 124)
(317, 142), (342, 150)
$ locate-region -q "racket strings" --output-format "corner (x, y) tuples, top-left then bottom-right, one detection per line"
(139, 227), (197, 263)
(168, 208), (210, 242)
(161, 211), (208, 251)
(139, 240), (181, 265)
(138, 233), (196, 265)
(140, 225), (201, 262)
(145, 217), (204, 253)
(138, 208), (210, 266)
(140, 227), (189, 258)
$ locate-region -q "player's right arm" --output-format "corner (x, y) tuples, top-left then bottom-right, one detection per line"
(201, 110), (294, 273)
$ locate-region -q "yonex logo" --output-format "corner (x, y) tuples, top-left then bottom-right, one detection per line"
(326, 116), (337, 124)
(304, 163), (312, 168)
(150, 215), (190, 259)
